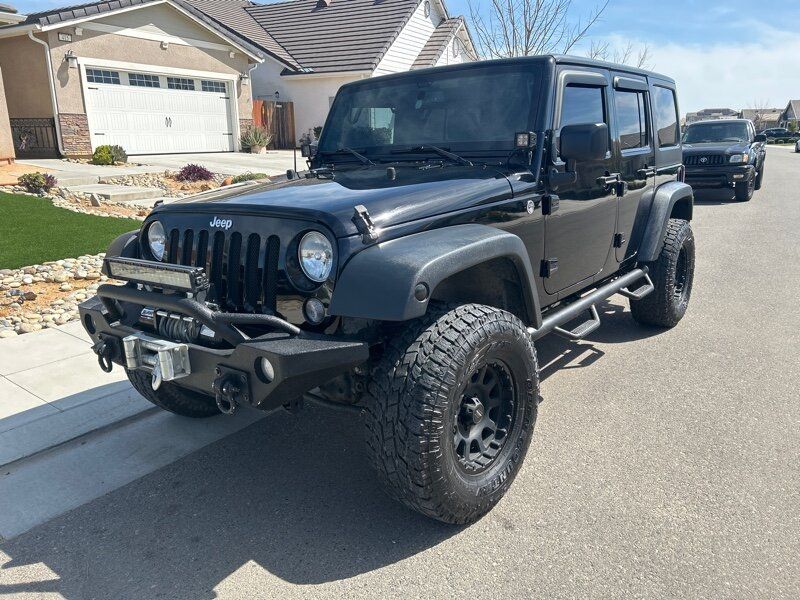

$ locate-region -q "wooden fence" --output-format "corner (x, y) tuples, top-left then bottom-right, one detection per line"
(252, 100), (296, 149)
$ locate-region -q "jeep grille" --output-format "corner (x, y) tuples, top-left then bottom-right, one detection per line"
(165, 227), (280, 313)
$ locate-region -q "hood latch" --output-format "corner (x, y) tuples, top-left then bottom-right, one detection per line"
(352, 205), (379, 244)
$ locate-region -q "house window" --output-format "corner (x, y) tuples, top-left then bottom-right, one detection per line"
(424, 1), (431, 17)
(167, 77), (195, 91)
(128, 73), (160, 88)
(615, 90), (649, 150)
(86, 68), (120, 85)
(201, 80), (226, 93)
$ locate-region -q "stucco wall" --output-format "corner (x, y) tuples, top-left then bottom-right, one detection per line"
(0, 36), (53, 119)
(0, 65), (15, 161)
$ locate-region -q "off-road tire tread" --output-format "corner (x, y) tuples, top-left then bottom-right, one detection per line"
(754, 161), (764, 190)
(735, 178), (754, 201)
(630, 218), (694, 328)
(363, 303), (538, 524)
(126, 369), (220, 418)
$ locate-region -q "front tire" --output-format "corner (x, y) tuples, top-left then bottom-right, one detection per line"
(363, 304), (539, 524)
(631, 219), (695, 328)
(735, 175), (755, 201)
(127, 369), (221, 418)
(754, 162), (765, 190)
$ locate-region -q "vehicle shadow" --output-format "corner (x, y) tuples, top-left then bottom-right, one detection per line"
(692, 188), (738, 204)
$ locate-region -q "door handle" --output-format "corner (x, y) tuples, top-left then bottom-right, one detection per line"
(637, 167), (658, 178)
(597, 173), (621, 186)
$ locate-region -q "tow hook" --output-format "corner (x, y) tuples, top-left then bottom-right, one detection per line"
(92, 338), (118, 373)
(212, 366), (250, 416)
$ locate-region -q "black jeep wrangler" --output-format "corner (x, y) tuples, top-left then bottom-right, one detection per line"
(80, 56), (695, 524)
(682, 118), (767, 201)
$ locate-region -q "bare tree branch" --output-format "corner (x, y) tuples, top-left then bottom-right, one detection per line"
(467, 0), (610, 59)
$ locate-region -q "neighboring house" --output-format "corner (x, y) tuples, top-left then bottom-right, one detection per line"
(779, 100), (800, 129)
(739, 108), (783, 131)
(0, 3), (19, 162)
(685, 107), (739, 124)
(225, 0), (478, 143)
(0, 0), (264, 157)
(0, 0), (477, 158)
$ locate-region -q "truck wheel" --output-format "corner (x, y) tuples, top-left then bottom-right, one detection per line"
(754, 162), (764, 190)
(126, 369), (221, 418)
(630, 219), (695, 328)
(734, 176), (754, 201)
(363, 304), (539, 524)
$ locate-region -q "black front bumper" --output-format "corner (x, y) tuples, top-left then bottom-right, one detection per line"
(684, 164), (754, 189)
(78, 293), (369, 412)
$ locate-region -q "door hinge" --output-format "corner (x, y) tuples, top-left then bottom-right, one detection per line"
(542, 195), (559, 215)
(613, 233), (626, 248)
(540, 258), (559, 278)
(352, 205), (379, 244)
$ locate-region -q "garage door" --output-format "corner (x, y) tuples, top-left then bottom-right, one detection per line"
(83, 67), (235, 154)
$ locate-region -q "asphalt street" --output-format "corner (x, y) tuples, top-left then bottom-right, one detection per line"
(1, 147), (798, 599)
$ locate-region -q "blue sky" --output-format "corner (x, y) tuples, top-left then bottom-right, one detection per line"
(8, 0), (799, 113)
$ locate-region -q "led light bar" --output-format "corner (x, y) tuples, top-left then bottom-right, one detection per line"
(104, 257), (209, 293)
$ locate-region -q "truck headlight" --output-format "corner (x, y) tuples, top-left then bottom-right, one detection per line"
(298, 231), (333, 282)
(147, 221), (167, 261)
(729, 153), (748, 164)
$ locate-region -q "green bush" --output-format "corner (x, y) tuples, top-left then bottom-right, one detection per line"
(91, 146), (114, 165)
(313, 126), (323, 140)
(107, 145), (128, 164)
(240, 126), (272, 149)
(231, 172), (269, 184)
(18, 172), (57, 193)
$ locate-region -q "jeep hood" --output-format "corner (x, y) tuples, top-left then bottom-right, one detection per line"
(158, 165), (514, 238)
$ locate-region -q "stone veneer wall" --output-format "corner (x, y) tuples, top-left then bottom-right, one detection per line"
(58, 113), (92, 157)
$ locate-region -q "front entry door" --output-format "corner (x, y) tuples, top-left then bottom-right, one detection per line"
(544, 72), (617, 295)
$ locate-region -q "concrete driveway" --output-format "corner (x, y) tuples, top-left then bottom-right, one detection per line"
(0, 148), (797, 598)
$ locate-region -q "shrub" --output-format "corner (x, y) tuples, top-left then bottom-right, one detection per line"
(240, 126), (272, 149)
(18, 172), (57, 193)
(175, 164), (214, 182)
(91, 146), (114, 165)
(108, 145), (128, 164)
(313, 126), (323, 140)
(231, 172), (269, 184)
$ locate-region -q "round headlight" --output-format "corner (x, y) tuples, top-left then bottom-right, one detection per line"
(147, 221), (166, 261)
(298, 231), (333, 283)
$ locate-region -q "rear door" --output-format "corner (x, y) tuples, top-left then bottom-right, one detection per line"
(610, 73), (655, 262)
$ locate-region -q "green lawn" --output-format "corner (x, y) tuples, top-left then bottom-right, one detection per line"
(0, 192), (141, 270)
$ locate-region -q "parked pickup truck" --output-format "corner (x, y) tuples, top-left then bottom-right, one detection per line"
(81, 55), (695, 524)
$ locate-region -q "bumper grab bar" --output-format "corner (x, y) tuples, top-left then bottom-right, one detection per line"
(96, 284), (300, 346)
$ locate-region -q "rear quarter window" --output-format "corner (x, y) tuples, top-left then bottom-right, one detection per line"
(653, 86), (679, 147)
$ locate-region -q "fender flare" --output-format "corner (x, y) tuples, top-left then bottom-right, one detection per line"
(638, 181), (693, 263)
(329, 224), (542, 327)
(101, 230), (139, 275)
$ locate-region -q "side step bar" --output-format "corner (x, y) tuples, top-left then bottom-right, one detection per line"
(528, 268), (652, 341)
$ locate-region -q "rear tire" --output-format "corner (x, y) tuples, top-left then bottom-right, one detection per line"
(631, 219), (695, 328)
(735, 176), (754, 201)
(127, 369), (221, 418)
(363, 304), (539, 524)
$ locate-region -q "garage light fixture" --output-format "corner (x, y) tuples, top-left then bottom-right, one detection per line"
(161, 40), (169, 50)
(64, 49), (78, 69)
(239, 71), (250, 83)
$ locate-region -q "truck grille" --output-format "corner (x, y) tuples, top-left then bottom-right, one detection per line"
(684, 154), (725, 166)
(165, 228), (280, 312)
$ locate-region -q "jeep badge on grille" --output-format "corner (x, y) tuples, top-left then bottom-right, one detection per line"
(210, 217), (233, 230)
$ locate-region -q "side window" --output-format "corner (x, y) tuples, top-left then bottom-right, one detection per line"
(615, 90), (649, 150)
(652, 86), (679, 147)
(560, 84), (605, 127)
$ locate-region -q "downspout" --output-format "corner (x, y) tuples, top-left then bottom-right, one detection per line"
(27, 30), (66, 156)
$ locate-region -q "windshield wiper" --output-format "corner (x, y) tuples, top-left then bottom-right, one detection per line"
(321, 147), (375, 166)
(391, 145), (473, 166)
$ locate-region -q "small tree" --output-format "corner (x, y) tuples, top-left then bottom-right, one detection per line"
(467, 0), (609, 58)
(587, 40), (652, 69)
(747, 99), (771, 131)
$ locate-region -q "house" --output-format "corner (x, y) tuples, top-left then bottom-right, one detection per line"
(779, 100), (800, 129)
(0, 0), (266, 157)
(739, 108), (783, 131)
(0, 3), (18, 162)
(196, 0), (478, 145)
(685, 107), (739, 124)
(0, 0), (477, 158)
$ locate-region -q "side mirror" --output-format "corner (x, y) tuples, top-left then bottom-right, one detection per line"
(754, 134), (767, 143)
(560, 123), (609, 161)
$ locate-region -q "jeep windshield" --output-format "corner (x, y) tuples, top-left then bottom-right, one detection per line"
(318, 63), (542, 163)
(683, 122), (749, 144)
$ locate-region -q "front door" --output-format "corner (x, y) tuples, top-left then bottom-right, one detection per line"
(543, 71), (617, 295)
(610, 73), (656, 262)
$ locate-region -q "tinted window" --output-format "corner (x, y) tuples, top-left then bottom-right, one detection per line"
(560, 85), (605, 127)
(683, 121), (750, 143)
(615, 90), (649, 150)
(320, 64), (541, 155)
(653, 86), (679, 147)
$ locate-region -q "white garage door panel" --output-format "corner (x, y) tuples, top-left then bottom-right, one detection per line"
(84, 68), (235, 154)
